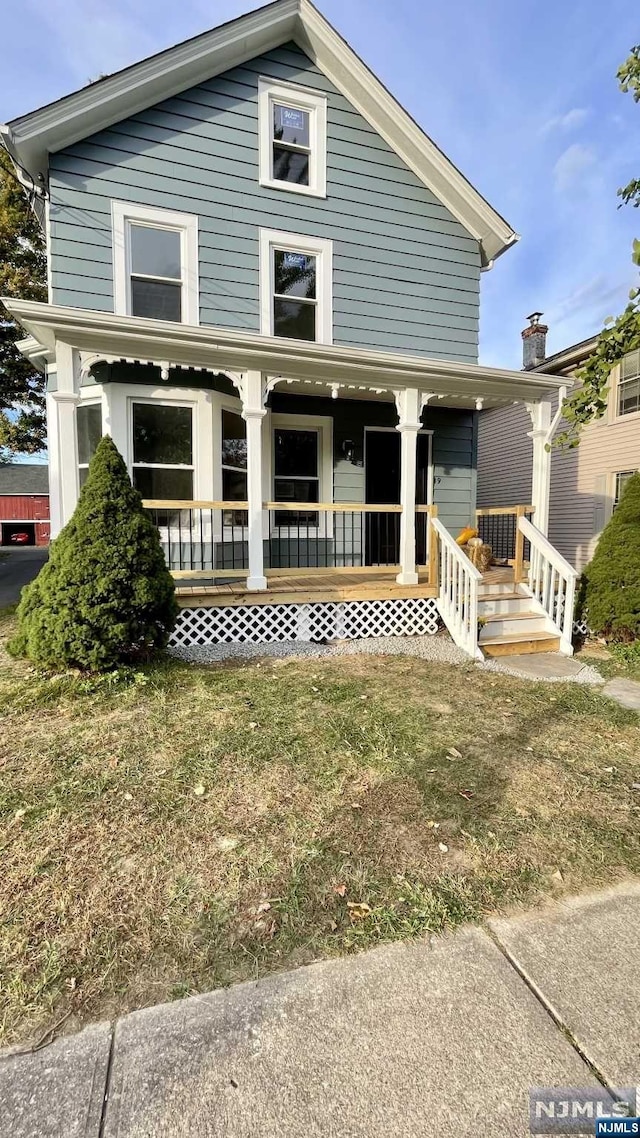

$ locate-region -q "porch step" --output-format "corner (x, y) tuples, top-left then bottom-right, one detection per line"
(480, 630), (562, 658)
(478, 582), (519, 598)
(479, 611), (552, 639)
(478, 592), (533, 616)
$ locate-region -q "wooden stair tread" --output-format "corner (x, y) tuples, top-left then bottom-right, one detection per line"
(481, 610), (542, 623)
(480, 629), (558, 645)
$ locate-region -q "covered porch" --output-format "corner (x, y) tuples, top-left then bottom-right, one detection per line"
(9, 301), (575, 657)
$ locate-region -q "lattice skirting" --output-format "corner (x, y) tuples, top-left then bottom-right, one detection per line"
(170, 598), (441, 648)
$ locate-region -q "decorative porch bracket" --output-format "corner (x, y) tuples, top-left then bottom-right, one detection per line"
(394, 387), (423, 585)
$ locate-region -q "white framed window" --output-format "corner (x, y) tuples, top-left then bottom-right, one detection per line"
(77, 401), (102, 488)
(259, 229), (332, 344)
(258, 77), (327, 197)
(614, 469), (636, 509)
(130, 400), (194, 500)
(112, 201), (199, 325)
(221, 407), (248, 527)
(616, 349), (640, 417)
(270, 413), (333, 535)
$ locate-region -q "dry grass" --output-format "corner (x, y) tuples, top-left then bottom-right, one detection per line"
(1, 610), (639, 1046)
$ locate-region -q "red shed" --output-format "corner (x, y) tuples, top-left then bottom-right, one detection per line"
(0, 464), (50, 546)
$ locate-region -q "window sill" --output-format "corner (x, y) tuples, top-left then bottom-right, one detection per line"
(258, 176), (327, 199)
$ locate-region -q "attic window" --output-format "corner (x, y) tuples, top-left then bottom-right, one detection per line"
(258, 77), (327, 197)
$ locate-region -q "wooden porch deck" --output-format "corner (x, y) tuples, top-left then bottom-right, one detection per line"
(175, 565), (516, 608)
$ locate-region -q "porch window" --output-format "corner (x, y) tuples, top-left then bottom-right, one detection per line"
(258, 77), (327, 197)
(259, 229), (332, 344)
(112, 201), (199, 325)
(77, 402), (102, 488)
(221, 409), (247, 525)
(131, 402), (193, 500)
(274, 427), (320, 526)
(617, 349), (640, 416)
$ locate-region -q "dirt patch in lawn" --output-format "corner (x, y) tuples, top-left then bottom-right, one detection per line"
(1, 615), (639, 1046)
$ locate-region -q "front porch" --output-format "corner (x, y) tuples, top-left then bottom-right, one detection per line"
(8, 300), (577, 659)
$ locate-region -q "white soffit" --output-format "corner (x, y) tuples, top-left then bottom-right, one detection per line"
(2, 0), (517, 265)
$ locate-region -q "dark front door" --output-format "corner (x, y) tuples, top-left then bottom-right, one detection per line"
(365, 430), (400, 565)
(365, 430), (431, 566)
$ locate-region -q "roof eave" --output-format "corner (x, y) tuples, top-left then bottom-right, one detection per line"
(5, 299), (569, 405)
(4, 0), (517, 266)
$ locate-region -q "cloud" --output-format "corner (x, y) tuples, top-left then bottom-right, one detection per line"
(553, 143), (597, 192)
(540, 107), (590, 135)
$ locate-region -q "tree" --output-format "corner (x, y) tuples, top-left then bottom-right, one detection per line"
(556, 46), (640, 448)
(8, 436), (178, 671)
(581, 471), (640, 642)
(0, 149), (47, 458)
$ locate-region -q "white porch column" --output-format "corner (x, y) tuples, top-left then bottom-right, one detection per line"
(394, 387), (422, 585)
(48, 342), (80, 537)
(526, 399), (552, 535)
(240, 370), (267, 591)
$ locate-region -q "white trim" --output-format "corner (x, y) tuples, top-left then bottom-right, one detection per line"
(9, 301), (570, 405)
(5, 0), (516, 264)
(259, 228), (332, 345)
(270, 412), (333, 538)
(258, 76), (327, 198)
(112, 201), (199, 325)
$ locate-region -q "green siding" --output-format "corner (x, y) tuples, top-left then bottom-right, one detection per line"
(49, 42), (480, 361)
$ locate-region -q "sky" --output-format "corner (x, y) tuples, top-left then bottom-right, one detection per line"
(2, 0), (639, 369)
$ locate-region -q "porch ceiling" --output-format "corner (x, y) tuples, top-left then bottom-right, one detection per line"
(6, 300), (570, 408)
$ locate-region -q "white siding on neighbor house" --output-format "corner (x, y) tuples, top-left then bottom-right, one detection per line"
(477, 366), (640, 571)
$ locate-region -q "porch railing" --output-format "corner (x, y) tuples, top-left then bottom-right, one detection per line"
(519, 515), (577, 654)
(144, 500), (434, 576)
(142, 500), (249, 577)
(264, 501), (402, 570)
(475, 505), (534, 582)
(430, 514), (482, 658)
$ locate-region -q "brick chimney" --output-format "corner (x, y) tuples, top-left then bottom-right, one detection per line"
(521, 312), (548, 370)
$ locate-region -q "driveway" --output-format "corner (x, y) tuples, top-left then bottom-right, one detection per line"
(0, 547), (48, 607)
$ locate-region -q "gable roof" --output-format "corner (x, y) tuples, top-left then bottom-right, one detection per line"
(1, 0), (517, 266)
(0, 464), (49, 495)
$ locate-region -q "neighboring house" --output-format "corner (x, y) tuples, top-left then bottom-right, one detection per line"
(1, 0), (574, 658)
(0, 464), (50, 546)
(478, 316), (639, 571)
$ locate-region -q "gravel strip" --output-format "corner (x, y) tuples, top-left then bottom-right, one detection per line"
(169, 633), (470, 667)
(170, 634), (603, 683)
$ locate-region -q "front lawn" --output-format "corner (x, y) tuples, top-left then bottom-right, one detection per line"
(1, 610), (639, 1046)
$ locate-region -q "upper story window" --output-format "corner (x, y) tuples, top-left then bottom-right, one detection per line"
(259, 229), (332, 344)
(617, 349), (640, 417)
(258, 78), (327, 197)
(112, 202), (199, 325)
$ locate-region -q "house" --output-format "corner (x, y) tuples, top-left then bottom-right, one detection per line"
(1, 0), (576, 658)
(0, 464), (50, 546)
(478, 315), (639, 572)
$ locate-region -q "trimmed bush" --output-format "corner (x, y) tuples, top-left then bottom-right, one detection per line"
(582, 470), (640, 642)
(9, 436), (178, 670)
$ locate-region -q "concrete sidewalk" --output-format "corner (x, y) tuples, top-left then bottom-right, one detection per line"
(1, 882), (639, 1138)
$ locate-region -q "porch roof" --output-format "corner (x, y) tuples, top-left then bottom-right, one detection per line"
(7, 299), (570, 409)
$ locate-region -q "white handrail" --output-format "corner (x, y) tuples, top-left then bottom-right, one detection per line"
(431, 516), (482, 659)
(518, 516), (578, 654)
